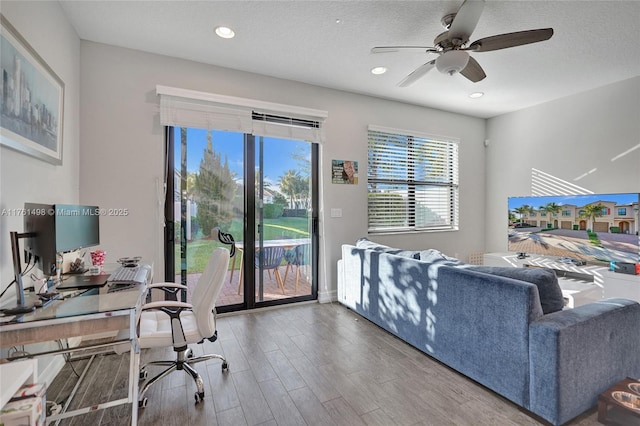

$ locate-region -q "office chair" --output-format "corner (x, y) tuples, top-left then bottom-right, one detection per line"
(283, 243), (310, 293)
(126, 247), (230, 407)
(255, 246), (286, 294)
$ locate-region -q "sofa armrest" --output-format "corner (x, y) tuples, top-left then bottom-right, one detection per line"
(337, 259), (344, 302)
(529, 298), (640, 425)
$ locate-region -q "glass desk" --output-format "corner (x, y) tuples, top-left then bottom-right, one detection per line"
(0, 270), (150, 425)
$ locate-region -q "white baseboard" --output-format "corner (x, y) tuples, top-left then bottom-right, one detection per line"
(318, 289), (337, 303)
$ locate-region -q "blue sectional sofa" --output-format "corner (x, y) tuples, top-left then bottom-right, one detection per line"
(337, 240), (640, 425)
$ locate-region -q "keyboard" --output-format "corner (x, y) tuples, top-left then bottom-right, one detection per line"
(108, 264), (150, 284)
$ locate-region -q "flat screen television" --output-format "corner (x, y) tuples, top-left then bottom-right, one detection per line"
(23, 203), (100, 275)
(508, 193), (639, 265)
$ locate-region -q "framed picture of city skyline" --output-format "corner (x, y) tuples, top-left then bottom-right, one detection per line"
(1, 14), (64, 165)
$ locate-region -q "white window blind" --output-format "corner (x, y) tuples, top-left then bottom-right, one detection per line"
(157, 85), (327, 143)
(368, 126), (459, 233)
(159, 95), (253, 133)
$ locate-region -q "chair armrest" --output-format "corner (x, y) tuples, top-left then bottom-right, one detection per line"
(529, 298), (640, 425)
(141, 301), (192, 311)
(147, 283), (188, 290)
(146, 282), (188, 297)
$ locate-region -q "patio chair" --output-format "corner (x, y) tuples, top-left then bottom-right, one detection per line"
(283, 243), (310, 293)
(255, 246), (286, 294)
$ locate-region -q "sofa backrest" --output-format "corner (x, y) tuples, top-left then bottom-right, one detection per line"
(339, 244), (544, 407)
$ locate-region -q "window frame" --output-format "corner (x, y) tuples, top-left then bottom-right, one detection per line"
(367, 126), (459, 234)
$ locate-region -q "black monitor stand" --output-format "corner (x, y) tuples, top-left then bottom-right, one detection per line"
(2, 231), (36, 315)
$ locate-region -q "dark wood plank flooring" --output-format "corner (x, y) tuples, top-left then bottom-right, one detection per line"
(47, 302), (605, 425)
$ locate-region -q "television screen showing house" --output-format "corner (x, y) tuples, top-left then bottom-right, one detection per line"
(508, 193), (640, 265)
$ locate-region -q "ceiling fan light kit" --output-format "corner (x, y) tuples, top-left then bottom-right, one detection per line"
(371, 0), (553, 86)
(435, 51), (470, 75)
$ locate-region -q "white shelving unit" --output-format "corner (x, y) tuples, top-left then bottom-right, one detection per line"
(0, 358), (38, 409)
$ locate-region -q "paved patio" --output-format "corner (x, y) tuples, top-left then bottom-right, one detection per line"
(177, 264), (312, 306)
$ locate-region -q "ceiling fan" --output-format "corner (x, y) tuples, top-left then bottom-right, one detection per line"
(371, 0), (553, 86)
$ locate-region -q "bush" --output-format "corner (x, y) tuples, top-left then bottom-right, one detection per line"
(263, 203), (284, 219)
(609, 226), (620, 233)
(572, 225), (579, 230)
(282, 208), (308, 218)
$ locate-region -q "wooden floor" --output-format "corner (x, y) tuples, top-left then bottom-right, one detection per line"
(47, 302), (604, 426)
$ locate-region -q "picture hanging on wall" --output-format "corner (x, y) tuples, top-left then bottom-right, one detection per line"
(332, 159), (358, 184)
(0, 14), (65, 165)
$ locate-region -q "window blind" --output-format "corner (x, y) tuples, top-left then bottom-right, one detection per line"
(159, 95), (253, 133)
(367, 126), (459, 233)
(157, 85), (327, 143)
(251, 112), (323, 142)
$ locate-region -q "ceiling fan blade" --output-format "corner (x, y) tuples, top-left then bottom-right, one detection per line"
(468, 28), (554, 52)
(448, 0), (485, 43)
(371, 46), (438, 54)
(460, 56), (486, 82)
(398, 60), (436, 87)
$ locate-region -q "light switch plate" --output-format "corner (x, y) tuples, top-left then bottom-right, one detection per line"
(330, 208), (343, 218)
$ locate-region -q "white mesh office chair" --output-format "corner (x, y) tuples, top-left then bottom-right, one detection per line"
(132, 247), (230, 407)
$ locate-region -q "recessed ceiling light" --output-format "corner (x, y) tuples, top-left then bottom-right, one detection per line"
(371, 66), (387, 75)
(469, 92), (484, 98)
(215, 26), (235, 39)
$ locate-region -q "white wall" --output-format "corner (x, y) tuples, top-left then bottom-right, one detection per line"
(78, 41), (487, 301)
(485, 76), (640, 253)
(0, 1), (80, 382)
(0, 2), (80, 302)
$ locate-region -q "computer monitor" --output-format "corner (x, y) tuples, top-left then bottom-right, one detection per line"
(2, 203), (101, 314)
(23, 203), (101, 275)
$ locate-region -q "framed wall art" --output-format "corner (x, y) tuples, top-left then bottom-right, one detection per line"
(1, 14), (64, 165)
(332, 159), (358, 184)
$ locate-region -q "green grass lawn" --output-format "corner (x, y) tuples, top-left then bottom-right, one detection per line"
(175, 217), (309, 273)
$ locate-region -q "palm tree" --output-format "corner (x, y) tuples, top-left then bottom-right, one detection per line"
(543, 202), (562, 228)
(580, 202), (606, 232)
(513, 204), (533, 224)
(279, 169), (303, 208)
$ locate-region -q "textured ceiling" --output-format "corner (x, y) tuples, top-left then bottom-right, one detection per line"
(59, 1), (640, 118)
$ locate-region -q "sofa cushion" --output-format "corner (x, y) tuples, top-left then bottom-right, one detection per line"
(418, 249), (463, 265)
(355, 238), (418, 259)
(465, 266), (564, 314)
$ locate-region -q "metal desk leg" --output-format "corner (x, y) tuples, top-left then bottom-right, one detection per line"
(129, 340), (139, 425)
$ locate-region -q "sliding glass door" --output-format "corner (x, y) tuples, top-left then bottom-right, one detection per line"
(253, 135), (315, 303)
(165, 127), (317, 312)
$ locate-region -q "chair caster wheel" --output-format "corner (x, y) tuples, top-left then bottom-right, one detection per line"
(194, 392), (204, 404)
(139, 370), (148, 380)
(222, 362), (229, 372)
(138, 398), (148, 408)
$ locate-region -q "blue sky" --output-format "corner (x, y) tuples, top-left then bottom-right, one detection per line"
(175, 128), (309, 187)
(508, 193), (639, 210)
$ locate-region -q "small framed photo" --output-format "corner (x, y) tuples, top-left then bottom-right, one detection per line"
(1, 14), (65, 165)
(332, 159), (358, 184)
